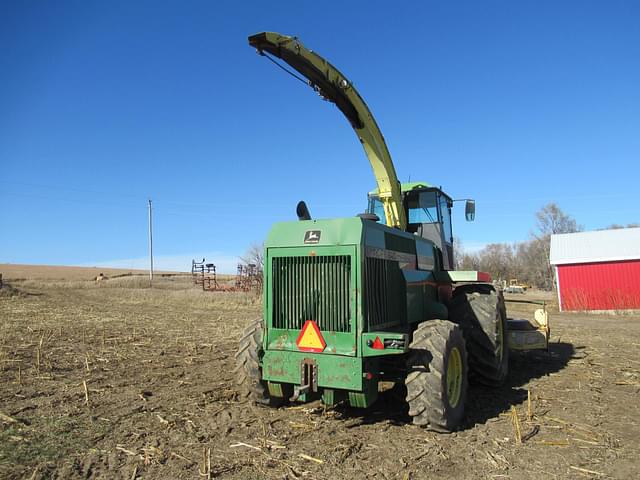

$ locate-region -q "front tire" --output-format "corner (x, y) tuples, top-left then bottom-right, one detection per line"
(405, 320), (468, 432)
(450, 285), (509, 387)
(234, 319), (284, 407)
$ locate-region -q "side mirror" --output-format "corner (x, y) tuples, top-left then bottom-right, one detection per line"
(465, 200), (475, 221)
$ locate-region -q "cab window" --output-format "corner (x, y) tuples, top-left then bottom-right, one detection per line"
(367, 196), (387, 224)
(439, 195), (453, 244)
(407, 191), (438, 224)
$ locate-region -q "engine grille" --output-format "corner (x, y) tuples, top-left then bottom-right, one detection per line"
(365, 256), (407, 329)
(271, 255), (352, 333)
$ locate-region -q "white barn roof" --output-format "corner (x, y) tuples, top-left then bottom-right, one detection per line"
(550, 228), (640, 265)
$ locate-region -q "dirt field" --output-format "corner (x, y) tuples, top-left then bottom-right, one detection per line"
(0, 264), (180, 281)
(1, 270), (639, 479)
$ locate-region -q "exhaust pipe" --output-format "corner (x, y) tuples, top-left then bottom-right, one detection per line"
(296, 201), (312, 221)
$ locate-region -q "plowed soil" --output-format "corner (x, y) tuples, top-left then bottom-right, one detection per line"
(1, 273), (638, 479)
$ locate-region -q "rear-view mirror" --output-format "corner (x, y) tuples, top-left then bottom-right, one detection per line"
(465, 200), (475, 221)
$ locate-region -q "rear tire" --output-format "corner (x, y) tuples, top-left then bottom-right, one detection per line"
(405, 320), (468, 432)
(450, 285), (509, 386)
(234, 319), (284, 407)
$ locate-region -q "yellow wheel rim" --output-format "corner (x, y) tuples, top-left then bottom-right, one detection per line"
(447, 347), (463, 408)
(496, 314), (504, 362)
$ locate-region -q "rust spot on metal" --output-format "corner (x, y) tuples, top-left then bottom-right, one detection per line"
(266, 367), (287, 377)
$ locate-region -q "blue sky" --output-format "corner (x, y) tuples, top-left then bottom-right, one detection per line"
(1, 1), (639, 272)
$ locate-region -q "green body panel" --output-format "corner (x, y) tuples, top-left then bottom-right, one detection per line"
(264, 242), (360, 356)
(262, 217), (456, 398)
(348, 381), (378, 408)
(267, 382), (287, 398)
(360, 332), (408, 357)
(265, 218), (364, 248)
(322, 389), (337, 406)
(264, 218), (449, 334)
(268, 328), (356, 356)
(262, 350), (365, 390)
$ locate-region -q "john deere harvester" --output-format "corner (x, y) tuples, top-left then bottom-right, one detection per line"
(236, 32), (549, 432)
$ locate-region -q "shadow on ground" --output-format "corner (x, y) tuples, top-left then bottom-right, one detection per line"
(333, 341), (575, 430)
(463, 341), (575, 428)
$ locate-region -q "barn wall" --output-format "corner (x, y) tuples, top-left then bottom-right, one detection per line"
(557, 259), (640, 311)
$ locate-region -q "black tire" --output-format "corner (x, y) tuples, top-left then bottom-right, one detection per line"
(405, 320), (468, 432)
(234, 319), (284, 407)
(450, 285), (509, 387)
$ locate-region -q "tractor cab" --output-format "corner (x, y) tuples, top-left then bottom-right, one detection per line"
(367, 182), (474, 270)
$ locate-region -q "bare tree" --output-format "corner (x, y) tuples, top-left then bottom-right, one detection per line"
(518, 238), (552, 289)
(601, 223), (640, 230)
(475, 243), (517, 283)
(241, 243), (264, 271)
(459, 253), (480, 271)
(456, 203), (581, 290)
(535, 203), (582, 236)
(529, 203), (581, 290)
(453, 236), (465, 270)
(452, 237), (483, 271)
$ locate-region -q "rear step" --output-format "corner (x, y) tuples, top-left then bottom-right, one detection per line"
(505, 300), (550, 351)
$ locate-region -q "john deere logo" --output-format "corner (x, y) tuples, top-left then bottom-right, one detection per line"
(304, 230), (321, 244)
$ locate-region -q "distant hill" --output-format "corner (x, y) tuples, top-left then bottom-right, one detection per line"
(0, 264), (184, 281)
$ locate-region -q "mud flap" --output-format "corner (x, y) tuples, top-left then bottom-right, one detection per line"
(507, 308), (550, 351)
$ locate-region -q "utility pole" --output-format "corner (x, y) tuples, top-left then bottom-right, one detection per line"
(148, 199), (154, 283)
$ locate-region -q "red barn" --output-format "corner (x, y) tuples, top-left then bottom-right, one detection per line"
(550, 228), (640, 311)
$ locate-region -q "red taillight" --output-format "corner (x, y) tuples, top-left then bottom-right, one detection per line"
(371, 336), (384, 349)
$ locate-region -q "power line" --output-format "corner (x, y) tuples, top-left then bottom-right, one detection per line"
(0, 179), (149, 201)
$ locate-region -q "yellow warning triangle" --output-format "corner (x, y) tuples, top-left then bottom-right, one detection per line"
(296, 320), (326, 352)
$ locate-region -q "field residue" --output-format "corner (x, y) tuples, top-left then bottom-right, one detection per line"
(0, 272), (638, 479)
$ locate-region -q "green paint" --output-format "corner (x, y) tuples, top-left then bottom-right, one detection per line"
(265, 218), (364, 249)
(360, 332), (408, 357)
(347, 379), (378, 408)
(322, 389), (336, 406)
(264, 242), (360, 356)
(261, 216), (459, 398)
(263, 350), (364, 390)
(267, 329), (356, 356)
(267, 382), (285, 398)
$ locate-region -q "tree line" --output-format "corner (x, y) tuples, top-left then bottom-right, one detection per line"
(455, 203), (579, 290)
(456, 203), (638, 290)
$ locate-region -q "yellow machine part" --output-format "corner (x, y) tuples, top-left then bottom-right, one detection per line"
(506, 308), (550, 351)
